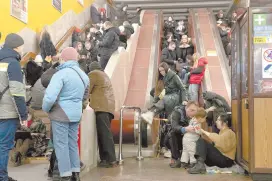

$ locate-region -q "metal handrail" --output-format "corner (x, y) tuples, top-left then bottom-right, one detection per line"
(118, 106), (144, 165)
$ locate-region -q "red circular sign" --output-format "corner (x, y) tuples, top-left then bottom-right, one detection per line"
(263, 49), (272, 62)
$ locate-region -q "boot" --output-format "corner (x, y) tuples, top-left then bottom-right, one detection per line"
(71, 172), (80, 181)
(141, 111), (155, 125)
(8, 177), (17, 181)
(187, 157), (206, 174)
(60, 176), (71, 181)
(169, 159), (181, 168)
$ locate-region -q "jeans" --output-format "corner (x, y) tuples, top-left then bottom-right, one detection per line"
(51, 121), (80, 177)
(188, 84), (200, 102)
(0, 119), (19, 181)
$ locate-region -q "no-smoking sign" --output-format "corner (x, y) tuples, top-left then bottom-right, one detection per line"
(263, 49), (272, 62)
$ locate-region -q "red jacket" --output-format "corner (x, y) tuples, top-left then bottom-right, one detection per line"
(189, 57), (208, 84)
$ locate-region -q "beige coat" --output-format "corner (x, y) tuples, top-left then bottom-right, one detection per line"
(88, 70), (115, 116)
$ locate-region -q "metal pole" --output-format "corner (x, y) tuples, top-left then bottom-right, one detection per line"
(136, 108), (144, 161)
(118, 107), (124, 165)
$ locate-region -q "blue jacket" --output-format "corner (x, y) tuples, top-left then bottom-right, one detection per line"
(42, 61), (89, 122)
(0, 46), (27, 121)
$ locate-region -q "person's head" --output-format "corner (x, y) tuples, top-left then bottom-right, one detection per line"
(103, 21), (113, 30)
(89, 61), (103, 72)
(185, 101), (199, 118)
(90, 26), (98, 33)
(168, 41), (176, 51)
(119, 25), (125, 33)
(218, 10), (224, 18)
(85, 41), (92, 51)
(216, 113), (231, 130)
(122, 5), (128, 11)
(178, 20), (184, 26)
(59, 47), (78, 64)
(166, 35), (172, 42)
(158, 62), (170, 77)
(194, 107), (207, 123)
(181, 35), (188, 44)
(76, 42), (83, 52)
(168, 16), (173, 22)
(192, 53), (200, 63)
(123, 21), (130, 26)
(186, 55), (194, 65)
(34, 55), (43, 66)
(4, 33), (24, 55)
(79, 49), (88, 60)
(136, 7), (142, 13)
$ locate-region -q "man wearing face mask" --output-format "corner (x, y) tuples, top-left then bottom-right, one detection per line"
(0, 33), (27, 181)
(161, 41), (178, 71)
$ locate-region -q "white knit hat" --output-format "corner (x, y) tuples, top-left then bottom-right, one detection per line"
(34, 55), (43, 64)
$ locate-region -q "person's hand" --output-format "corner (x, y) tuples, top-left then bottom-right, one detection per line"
(185, 126), (195, 133)
(206, 106), (216, 112)
(182, 101), (187, 106)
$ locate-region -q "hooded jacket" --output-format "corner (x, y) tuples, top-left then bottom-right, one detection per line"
(42, 61), (89, 122)
(0, 46), (27, 121)
(99, 27), (120, 56)
(124, 24), (135, 39)
(189, 57), (208, 84)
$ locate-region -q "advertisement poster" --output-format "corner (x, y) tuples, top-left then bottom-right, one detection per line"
(78, 0), (84, 6)
(52, 0), (62, 12)
(10, 0), (28, 23)
(262, 48), (272, 78)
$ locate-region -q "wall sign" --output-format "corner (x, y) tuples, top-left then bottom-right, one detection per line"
(11, 0), (28, 23)
(78, 0), (84, 6)
(52, 0), (62, 12)
(262, 48), (272, 78)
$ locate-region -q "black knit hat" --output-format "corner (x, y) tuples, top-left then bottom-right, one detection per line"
(89, 61), (102, 72)
(5, 33), (24, 49)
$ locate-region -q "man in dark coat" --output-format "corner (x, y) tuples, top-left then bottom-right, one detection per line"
(123, 21), (135, 39)
(128, 7), (142, 25)
(161, 41), (178, 71)
(98, 21), (120, 70)
(116, 2), (128, 26)
(0, 33), (27, 181)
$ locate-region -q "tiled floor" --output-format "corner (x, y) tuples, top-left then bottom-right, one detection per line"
(8, 158), (252, 181)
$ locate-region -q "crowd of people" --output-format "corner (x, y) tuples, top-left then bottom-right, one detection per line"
(0, 3), (237, 181)
(140, 15), (237, 174)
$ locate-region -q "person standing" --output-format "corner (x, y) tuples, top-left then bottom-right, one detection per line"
(42, 47), (89, 181)
(88, 61), (117, 168)
(0, 33), (27, 181)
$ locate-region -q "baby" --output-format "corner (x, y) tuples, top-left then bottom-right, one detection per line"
(180, 107), (207, 168)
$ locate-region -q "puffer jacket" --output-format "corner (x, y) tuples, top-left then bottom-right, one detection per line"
(30, 78), (46, 110)
(189, 57), (208, 84)
(99, 27), (120, 57)
(163, 69), (188, 102)
(42, 61), (89, 122)
(0, 46), (27, 121)
(161, 48), (178, 70)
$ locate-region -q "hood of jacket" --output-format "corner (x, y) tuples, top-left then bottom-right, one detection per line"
(0, 46), (21, 62)
(125, 25), (134, 34)
(57, 60), (79, 70)
(119, 2), (128, 11)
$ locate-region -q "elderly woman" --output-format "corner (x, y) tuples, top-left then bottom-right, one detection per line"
(42, 47), (89, 181)
(188, 113), (236, 174)
(141, 62), (188, 125)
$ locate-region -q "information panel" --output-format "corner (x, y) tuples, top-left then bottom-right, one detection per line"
(253, 13), (272, 93)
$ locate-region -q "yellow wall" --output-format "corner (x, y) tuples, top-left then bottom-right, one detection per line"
(0, 0), (94, 43)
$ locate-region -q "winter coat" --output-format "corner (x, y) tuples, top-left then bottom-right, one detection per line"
(189, 57), (208, 84)
(91, 5), (103, 24)
(169, 105), (190, 134)
(164, 21), (176, 34)
(174, 25), (188, 40)
(128, 10), (141, 25)
(116, 3), (128, 26)
(99, 27), (120, 57)
(87, 47), (98, 63)
(0, 46), (27, 121)
(160, 70), (188, 114)
(88, 70), (115, 116)
(176, 44), (194, 62)
(78, 59), (89, 74)
(30, 78), (46, 110)
(161, 48), (178, 70)
(42, 61), (89, 122)
(124, 25), (135, 39)
(203, 91), (231, 126)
